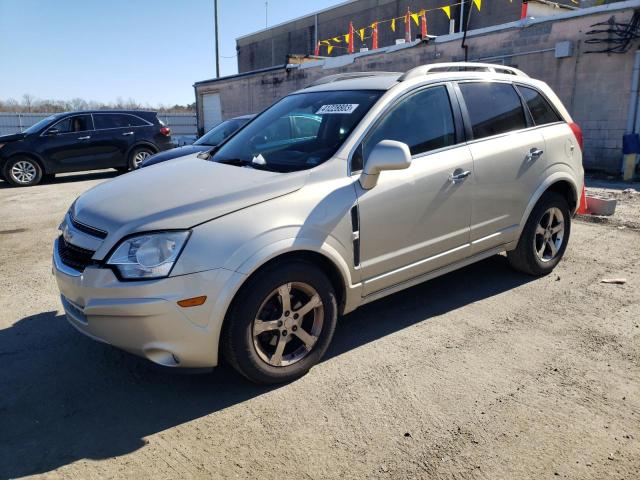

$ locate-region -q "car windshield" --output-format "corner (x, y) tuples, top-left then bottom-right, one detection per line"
(211, 90), (383, 172)
(195, 118), (249, 146)
(23, 115), (60, 134)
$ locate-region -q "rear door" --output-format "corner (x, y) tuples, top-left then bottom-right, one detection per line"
(40, 114), (98, 172)
(456, 81), (547, 254)
(91, 113), (142, 167)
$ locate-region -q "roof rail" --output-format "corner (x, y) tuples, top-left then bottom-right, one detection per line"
(399, 62), (528, 81)
(309, 71), (400, 87)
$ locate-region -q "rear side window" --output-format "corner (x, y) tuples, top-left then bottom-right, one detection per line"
(459, 82), (526, 139)
(517, 85), (561, 126)
(363, 85), (456, 161)
(94, 114), (148, 130)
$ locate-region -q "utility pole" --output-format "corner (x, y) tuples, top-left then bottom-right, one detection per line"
(214, 0), (220, 78)
(265, 1), (268, 28)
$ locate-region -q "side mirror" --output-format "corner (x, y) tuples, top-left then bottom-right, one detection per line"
(359, 140), (411, 190)
(47, 128), (60, 136)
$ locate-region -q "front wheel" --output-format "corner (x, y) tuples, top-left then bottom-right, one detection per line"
(507, 191), (571, 276)
(4, 156), (43, 187)
(221, 261), (338, 384)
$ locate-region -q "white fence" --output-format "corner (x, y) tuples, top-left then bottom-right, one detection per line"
(0, 112), (198, 137)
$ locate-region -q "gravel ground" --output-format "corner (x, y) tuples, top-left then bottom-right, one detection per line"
(0, 171), (638, 480)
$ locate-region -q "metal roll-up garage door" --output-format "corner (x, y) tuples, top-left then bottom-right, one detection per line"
(202, 93), (222, 131)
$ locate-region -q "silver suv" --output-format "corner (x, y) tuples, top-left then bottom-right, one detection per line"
(53, 62), (584, 384)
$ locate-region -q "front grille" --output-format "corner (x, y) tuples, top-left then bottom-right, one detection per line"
(57, 235), (96, 272)
(70, 215), (107, 239)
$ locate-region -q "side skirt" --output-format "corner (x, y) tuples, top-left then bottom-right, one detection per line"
(359, 245), (507, 307)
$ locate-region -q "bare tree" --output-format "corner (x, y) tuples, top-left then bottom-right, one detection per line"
(22, 94), (35, 113)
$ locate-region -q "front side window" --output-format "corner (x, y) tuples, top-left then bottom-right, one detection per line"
(517, 85), (561, 126)
(47, 114), (93, 134)
(459, 82), (526, 140)
(360, 85), (456, 168)
(211, 90), (383, 172)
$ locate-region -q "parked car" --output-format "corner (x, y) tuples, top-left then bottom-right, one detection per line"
(0, 110), (173, 186)
(141, 114), (254, 168)
(53, 63), (584, 384)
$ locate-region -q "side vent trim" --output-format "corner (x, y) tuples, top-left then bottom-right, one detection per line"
(350, 205), (360, 267)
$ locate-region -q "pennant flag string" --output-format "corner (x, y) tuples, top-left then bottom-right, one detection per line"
(317, 0), (489, 55)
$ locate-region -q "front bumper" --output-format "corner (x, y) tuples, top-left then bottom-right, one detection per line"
(53, 237), (238, 368)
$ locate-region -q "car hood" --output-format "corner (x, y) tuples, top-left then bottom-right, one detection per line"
(72, 155), (308, 251)
(0, 132), (26, 142)
(141, 144), (210, 167)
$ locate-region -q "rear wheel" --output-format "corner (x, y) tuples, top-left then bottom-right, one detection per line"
(128, 147), (154, 170)
(4, 156), (43, 187)
(221, 261), (338, 384)
(507, 191), (571, 276)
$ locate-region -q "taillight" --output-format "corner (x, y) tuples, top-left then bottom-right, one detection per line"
(160, 126), (171, 136)
(569, 122), (583, 151)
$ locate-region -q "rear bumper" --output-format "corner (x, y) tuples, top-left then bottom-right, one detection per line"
(53, 238), (239, 367)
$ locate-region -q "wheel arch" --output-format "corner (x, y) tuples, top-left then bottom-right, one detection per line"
(3, 151), (48, 174)
(126, 141), (159, 159)
(516, 173), (579, 241)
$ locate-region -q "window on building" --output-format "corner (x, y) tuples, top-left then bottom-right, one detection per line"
(517, 85), (562, 126)
(459, 82), (527, 139)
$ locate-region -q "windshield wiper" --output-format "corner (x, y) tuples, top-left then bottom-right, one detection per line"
(216, 158), (252, 167)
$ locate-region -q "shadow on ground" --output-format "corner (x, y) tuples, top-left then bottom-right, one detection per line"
(0, 255), (533, 478)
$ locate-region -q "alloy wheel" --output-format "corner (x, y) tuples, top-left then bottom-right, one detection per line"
(252, 282), (324, 367)
(534, 207), (565, 262)
(132, 151), (151, 168)
(10, 160), (37, 184)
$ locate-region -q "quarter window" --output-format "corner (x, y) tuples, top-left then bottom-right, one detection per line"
(459, 82), (527, 139)
(361, 85), (456, 166)
(517, 85), (561, 126)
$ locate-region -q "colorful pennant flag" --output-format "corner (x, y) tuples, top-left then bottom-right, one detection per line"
(473, 0), (482, 11)
(441, 6), (451, 19)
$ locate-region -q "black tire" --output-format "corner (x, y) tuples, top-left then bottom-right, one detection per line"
(507, 191), (571, 276)
(221, 260), (338, 384)
(128, 147), (154, 170)
(4, 156), (43, 187)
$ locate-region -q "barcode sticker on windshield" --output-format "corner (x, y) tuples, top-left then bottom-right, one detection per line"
(316, 104), (359, 115)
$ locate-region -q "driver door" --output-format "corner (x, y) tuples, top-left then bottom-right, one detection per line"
(355, 85), (473, 296)
(40, 114), (98, 172)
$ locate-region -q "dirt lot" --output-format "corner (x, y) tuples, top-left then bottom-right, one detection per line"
(0, 172), (638, 480)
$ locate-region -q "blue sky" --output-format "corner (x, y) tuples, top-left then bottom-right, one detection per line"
(0, 0), (343, 106)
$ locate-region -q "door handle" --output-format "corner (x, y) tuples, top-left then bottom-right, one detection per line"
(526, 147), (544, 161)
(77, 136), (91, 140)
(122, 131), (134, 136)
(449, 169), (471, 183)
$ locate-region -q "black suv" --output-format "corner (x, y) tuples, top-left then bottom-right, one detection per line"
(0, 110), (173, 186)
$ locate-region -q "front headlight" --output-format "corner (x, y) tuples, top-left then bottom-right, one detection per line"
(107, 231), (190, 279)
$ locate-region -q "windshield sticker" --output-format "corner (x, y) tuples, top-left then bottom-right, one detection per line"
(316, 104), (359, 115)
